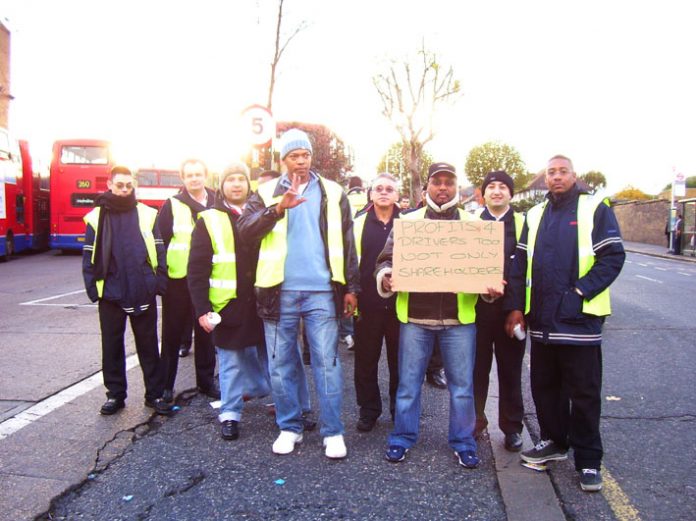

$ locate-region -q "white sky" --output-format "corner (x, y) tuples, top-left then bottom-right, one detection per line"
(2, 0), (695, 195)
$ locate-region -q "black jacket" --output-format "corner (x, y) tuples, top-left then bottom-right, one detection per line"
(187, 200), (264, 350)
(374, 203), (463, 324)
(82, 204), (167, 314)
(357, 205), (400, 312)
(237, 171), (360, 320)
(504, 185), (625, 345)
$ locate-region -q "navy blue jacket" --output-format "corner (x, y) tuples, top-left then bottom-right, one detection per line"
(504, 185), (625, 345)
(83, 206), (167, 314)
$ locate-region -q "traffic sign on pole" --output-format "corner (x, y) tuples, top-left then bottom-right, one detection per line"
(241, 104), (275, 147)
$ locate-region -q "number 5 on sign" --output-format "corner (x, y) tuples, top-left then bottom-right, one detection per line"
(241, 105), (275, 146)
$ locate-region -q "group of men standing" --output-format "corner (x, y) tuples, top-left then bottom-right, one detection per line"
(82, 129), (625, 492)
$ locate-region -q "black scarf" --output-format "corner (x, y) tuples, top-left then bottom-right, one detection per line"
(92, 192), (138, 280)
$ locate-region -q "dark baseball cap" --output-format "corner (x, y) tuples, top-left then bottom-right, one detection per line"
(428, 162), (456, 179)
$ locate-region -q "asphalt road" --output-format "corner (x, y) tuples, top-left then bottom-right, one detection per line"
(1, 248), (694, 520)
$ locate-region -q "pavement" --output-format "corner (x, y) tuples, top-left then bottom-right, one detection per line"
(2, 239), (686, 520)
(622, 240), (696, 262)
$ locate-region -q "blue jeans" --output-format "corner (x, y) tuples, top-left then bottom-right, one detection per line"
(388, 322), (477, 453)
(217, 345), (271, 422)
(257, 337), (311, 413)
(264, 290), (344, 437)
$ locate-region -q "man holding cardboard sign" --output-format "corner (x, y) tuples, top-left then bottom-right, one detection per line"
(376, 162), (503, 469)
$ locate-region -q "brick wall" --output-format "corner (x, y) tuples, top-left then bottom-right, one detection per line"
(613, 199), (671, 246)
(0, 21), (10, 129)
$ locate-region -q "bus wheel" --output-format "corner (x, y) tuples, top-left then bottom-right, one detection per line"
(1, 233), (14, 261)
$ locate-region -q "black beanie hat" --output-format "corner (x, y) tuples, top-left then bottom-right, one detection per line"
(481, 170), (514, 196)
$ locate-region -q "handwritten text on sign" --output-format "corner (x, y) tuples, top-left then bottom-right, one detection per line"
(392, 218), (504, 293)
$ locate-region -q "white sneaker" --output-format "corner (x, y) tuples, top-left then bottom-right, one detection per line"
(272, 431), (303, 455)
(323, 434), (347, 459)
(343, 334), (355, 351)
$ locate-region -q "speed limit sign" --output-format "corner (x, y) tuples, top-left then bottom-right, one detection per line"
(241, 104), (275, 146)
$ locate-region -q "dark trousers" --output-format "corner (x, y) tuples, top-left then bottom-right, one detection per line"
(354, 308), (400, 421)
(99, 299), (163, 402)
(161, 277), (215, 391)
(180, 314), (193, 350)
(530, 341), (603, 470)
(427, 341), (443, 374)
(473, 308), (525, 434)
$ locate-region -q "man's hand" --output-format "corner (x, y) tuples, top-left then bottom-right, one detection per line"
(275, 173), (307, 216)
(482, 280), (506, 302)
(198, 314), (214, 334)
(504, 310), (525, 338)
(343, 292), (357, 318)
(381, 273), (393, 293)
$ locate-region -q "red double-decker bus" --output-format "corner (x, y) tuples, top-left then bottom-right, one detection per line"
(49, 139), (114, 251)
(0, 128), (25, 259)
(18, 140), (50, 251)
(135, 168), (182, 211)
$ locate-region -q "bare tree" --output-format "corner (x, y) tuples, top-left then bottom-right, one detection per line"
(267, 0), (307, 111)
(373, 44), (461, 205)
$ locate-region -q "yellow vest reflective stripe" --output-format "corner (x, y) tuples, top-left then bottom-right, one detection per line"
(167, 198), (195, 279)
(256, 176), (346, 288)
(474, 207), (524, 242)
(524, 194), (612, 316)
(394, 207), (478, 324)
(84, 203), (158, 299)
(199, 209), (237, 313)
(353, 213), (367, 263)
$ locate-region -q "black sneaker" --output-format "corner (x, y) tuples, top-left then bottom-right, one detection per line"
(145, 398), (175, 416)
(520, 439), (568, 464)
(579, 468), (603, 492)
(100, 398), (125, 415)
(356, 417), (377, 432)
(385, 445), (408, 462)
(221, 420), (239, 440)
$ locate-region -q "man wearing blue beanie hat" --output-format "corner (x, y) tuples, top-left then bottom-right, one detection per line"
(279, 129), (313, 160)
(238, 128), (360, 460)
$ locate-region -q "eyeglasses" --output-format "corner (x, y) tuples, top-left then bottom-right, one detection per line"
(373, 185), (396, 193)
(114, 182), (134, 190)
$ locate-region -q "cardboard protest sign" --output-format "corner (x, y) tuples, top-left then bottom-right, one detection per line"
(391, 218), (504, 294)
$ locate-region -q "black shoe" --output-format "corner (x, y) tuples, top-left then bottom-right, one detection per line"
(221, 420), (239, 440)
(145, 397), (175, 416)
(162, 389), (174, 404)
(356, 417), (377, 432)
(198, 383), (221, 400)
(426, 368), (447, 389)
(178, 345), (191, 357)
(100, 398), (125, 415)
(301, 411), (317, 432)
(579, 468), (603, 492)
(520, 439), (568, 464)
(504, 432), (523, 452)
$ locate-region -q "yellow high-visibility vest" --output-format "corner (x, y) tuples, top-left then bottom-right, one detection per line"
(255, 176), (346, 288)
(84, 204), (158, 298)
(524, 194), (612, 316)
(394, 207), (478, 324)
(353, 212), (367, 263)
(199, 209), (237, 313)
(166, 197), (196, 279)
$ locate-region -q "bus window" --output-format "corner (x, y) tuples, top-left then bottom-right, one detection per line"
(136, 170), (158, 186)
(60, 145), (109, 165)
(160, 171), (182, 187)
